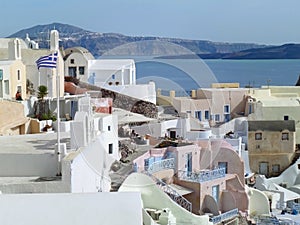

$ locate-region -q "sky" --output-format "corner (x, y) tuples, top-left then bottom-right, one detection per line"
(1, 0), (300, 45)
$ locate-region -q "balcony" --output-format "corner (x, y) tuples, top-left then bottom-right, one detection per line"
(210, 208), (239, 224)
(177, 167), (226, 183)
(146, 158), (175, 174)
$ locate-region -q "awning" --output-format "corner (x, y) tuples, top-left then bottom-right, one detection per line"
(168, 184), (194, 196)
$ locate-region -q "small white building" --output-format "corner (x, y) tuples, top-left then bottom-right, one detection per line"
(131, 116), (212, 140)
(94, 113), (119, 160)
(88, 59), (136, 86)
(64, 47), (95, 79)
(63, 48), (156, 104)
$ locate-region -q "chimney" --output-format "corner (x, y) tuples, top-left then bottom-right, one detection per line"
(8, 39), (21, 60)
(50, 30), (59, 51)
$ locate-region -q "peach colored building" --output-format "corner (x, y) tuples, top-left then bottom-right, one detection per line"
(158, 88), (248, 123)
(133, 140), (248, 217)
(248, 120), (296, 177)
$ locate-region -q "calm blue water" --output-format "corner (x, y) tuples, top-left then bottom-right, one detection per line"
(135, 59), (300, 93)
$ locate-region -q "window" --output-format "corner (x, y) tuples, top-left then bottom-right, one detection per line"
(259, 162), (269, 176)
(218, 162), (228, 173)
(0, 69), (3, 80)
(224, 114), (230, 122)
(284, 115), (289, 120)
(79, 67), (85, 75)
(272, 164), (280, 174)
(4, 80), (9, 95)
(255, 132), (262, 140)
(204, 110), (209, 120)
(215, 114), (220, 122)
(112, 74), (115, 79)
(282, 133), (289, 140)
(70, 59), (75, 64)
(195, 111), (201, 121)
(249, 105), (252, 114)
(108, 125), (111, 131)
(68, 67), (77, 77)
(17, 70), (20, 80)
(108, 143), (113, 154)
(224, 105), (230, 113)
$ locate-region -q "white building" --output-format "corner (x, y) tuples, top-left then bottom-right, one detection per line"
(63, 48), (156, 104)
(131, 116), (212, 140)
(88, 59), (136, 86)
(64, 47), (95, 79)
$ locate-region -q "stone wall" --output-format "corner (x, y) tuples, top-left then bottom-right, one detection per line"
(78, 81), (157, 118)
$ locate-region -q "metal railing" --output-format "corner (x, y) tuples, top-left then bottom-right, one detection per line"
(143, 171), (192, 213)
(146, 158), (175, 174)
(177, 167), (226, 183)
(210, 208), (239, 224)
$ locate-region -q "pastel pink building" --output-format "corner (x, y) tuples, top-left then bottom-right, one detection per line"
(133, 139), (248, 218)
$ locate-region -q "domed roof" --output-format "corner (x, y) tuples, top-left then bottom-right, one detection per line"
(63, 47), (95, 60)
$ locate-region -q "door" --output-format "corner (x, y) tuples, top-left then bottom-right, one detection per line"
(68, 67), (77, 77)
(212, 185), (219, 203)
(170, 130), (176, 139)
(186, 152), (192, 176)
(195, 111), (201, 121)
(259, 162), (269, 176)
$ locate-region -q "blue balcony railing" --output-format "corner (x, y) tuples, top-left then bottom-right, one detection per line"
(178, 167), (226, 183)
(210, 208), (239, 224)
(146, 158), (175, 174)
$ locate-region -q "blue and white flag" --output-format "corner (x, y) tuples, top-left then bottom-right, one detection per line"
(36, 52), (58, 69)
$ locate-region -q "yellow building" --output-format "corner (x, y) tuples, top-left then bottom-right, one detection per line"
(0, 39), (26, 100)
(248, 120), (296, 177)
(246, 86), (300, 144)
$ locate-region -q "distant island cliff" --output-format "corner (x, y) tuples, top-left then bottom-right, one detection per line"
(8, 22), (300, 59)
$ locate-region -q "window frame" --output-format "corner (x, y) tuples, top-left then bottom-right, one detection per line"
(282, 132), (289, 141)
(255, 132), (262, 140)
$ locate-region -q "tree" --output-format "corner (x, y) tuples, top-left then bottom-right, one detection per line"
(37, 85), (48, 101)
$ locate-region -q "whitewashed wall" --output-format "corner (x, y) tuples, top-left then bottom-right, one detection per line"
(0, 153), (57, 177)
(0, 192), (142, 225)
(69, 136), (115, 192)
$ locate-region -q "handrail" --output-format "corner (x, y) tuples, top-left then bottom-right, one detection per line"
(210, 208), (239, 224)
(146, 158), (175, 174)
(177, 167), (226, 183)
(143, 171), (192, 213)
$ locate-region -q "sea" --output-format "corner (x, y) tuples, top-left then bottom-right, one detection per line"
(100, 55), (300, 96)
(135, 58), (300, 95)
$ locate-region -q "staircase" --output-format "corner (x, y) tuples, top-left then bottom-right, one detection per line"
(144, 171), (192, 212)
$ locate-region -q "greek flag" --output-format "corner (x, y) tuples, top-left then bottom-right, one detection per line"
(36, 52), (58, 69)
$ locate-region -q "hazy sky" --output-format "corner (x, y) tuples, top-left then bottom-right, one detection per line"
(2, 0), (300, 45)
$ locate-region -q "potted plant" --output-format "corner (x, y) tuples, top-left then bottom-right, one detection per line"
(37, 85), (48, 101)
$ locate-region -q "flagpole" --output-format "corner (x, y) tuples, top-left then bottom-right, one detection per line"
(56, 58), (61, 176)
(38, 70), (40, 87)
